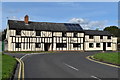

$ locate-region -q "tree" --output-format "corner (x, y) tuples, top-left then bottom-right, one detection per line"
(104, 26), (120, 43)
(0, 29), (7, 41)
(104, 26), (120, 37)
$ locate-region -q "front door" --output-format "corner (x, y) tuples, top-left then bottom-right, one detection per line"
(103, 42), (106, 51)
(44, 43), (51, 51)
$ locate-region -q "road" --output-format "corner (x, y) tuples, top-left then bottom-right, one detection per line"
(6, 51), (119, 79)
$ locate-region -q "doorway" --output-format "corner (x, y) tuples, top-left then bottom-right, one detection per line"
(44, 43), (51, 51)
(103, 42), (106, 51)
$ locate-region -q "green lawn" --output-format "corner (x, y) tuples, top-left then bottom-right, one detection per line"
(2, 54), (17, 80)
(93, 52), (120, 65)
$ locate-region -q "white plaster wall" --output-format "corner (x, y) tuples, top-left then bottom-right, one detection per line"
(53, 32), (62, 37)
(10, 30), (16, 36)
(112, 43), (117, 51)
(84, 42), (103, 51)
(21, 30), (36, 37)
(41, 31), (52, 37)
(85, 35), (113, 42)
(84, 35), (117, 51)
(8, 37), (13, 51)
(78, 33), (84, 37)
(112, 37), (117, 51)
(67, 32), (72, 37)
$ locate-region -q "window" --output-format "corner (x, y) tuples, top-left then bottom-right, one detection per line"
(74, 33), (77, 37)
(96, 43), (100, 47)
(56, 43), (67, 48)
(107, 42), (111, 47)
(100, 36), (103, 39)
(16, 30), (21, 35)
(15, 43), (21, 48)
(89, 43), (94, 48)
(73, 43), (81, 47)
(35, 43), (41, 48)
(108, 36), (111, 39)
(89, 35), (93, 39)
(62, 32), (66, 37)
(36, 31), (41, 36)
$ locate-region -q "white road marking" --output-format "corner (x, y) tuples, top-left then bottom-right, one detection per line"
(91, 76), (101, 80)
(64, 63), (79, 71)
(20, 53), (45, 60)
(20, 54), (29, 60)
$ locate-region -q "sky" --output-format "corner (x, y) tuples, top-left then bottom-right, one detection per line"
(1, 2), (118, 30)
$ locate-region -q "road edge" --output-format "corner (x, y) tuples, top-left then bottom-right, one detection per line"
(86, 56), (120, 68)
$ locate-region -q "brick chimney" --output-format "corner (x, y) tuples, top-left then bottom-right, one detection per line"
(24, 15), (29, 24)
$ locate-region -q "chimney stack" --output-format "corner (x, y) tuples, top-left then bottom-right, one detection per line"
(24, 15), (29, 24)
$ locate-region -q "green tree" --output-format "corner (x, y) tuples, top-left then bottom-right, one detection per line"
(104, 26), (120, 43)
(0, 29), (7, 41)
(104, 26), (120, 37)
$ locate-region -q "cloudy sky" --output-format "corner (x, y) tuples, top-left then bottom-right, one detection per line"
(2, 2), (118, 30)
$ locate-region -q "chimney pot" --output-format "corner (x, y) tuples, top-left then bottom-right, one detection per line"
(24, 15), (29, 24)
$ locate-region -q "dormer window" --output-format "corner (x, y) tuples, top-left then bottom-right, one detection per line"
(62, 32), (66, 37)
(108, 36), (111, 39)
(89, 35), (93, 39)
(74, 32), (77, 37)
(36, 31), (41, 36)
(16, 30), (21, 35)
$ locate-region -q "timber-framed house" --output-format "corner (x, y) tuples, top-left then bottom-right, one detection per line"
(6, 15), (117, 51)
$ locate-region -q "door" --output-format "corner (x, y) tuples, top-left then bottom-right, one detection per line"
(103, 42), (106, 51)
(44, 43), (51, 51)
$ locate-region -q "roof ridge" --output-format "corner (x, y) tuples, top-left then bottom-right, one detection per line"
(8, 20), (80, 24)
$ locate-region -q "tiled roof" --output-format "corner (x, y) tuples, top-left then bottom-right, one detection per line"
(8, 20), (83, 32)
(8, 20), (113, 36)
(84, 30), (112, 36)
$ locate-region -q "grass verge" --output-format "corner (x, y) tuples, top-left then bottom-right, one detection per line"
(93, 52), (120, 65)
(2, 54), (17, 80)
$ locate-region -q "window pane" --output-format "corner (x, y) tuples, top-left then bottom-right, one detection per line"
(89, 35), (93, 39)
(100, 36), (103, 39)
(73, 43), (81, 47)
(108, 36), (111, 39)
(89, 43), (93, 48)
(62, 32), (66, 37)
(56, 43), (67, 48)
(15, 43), (21, 48)
(107, 42), (111, 47)
(36, 31), (41, 36)
(16, 30), (21, 35)
(74, 33), (77, 37)
(96, 43), (100, 47)
(35, 43), (41, 48)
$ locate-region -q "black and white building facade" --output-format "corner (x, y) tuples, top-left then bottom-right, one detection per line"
(6, 15), (117, 51)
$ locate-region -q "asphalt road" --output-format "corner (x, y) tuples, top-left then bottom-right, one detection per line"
(5, 51), (119, 79)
